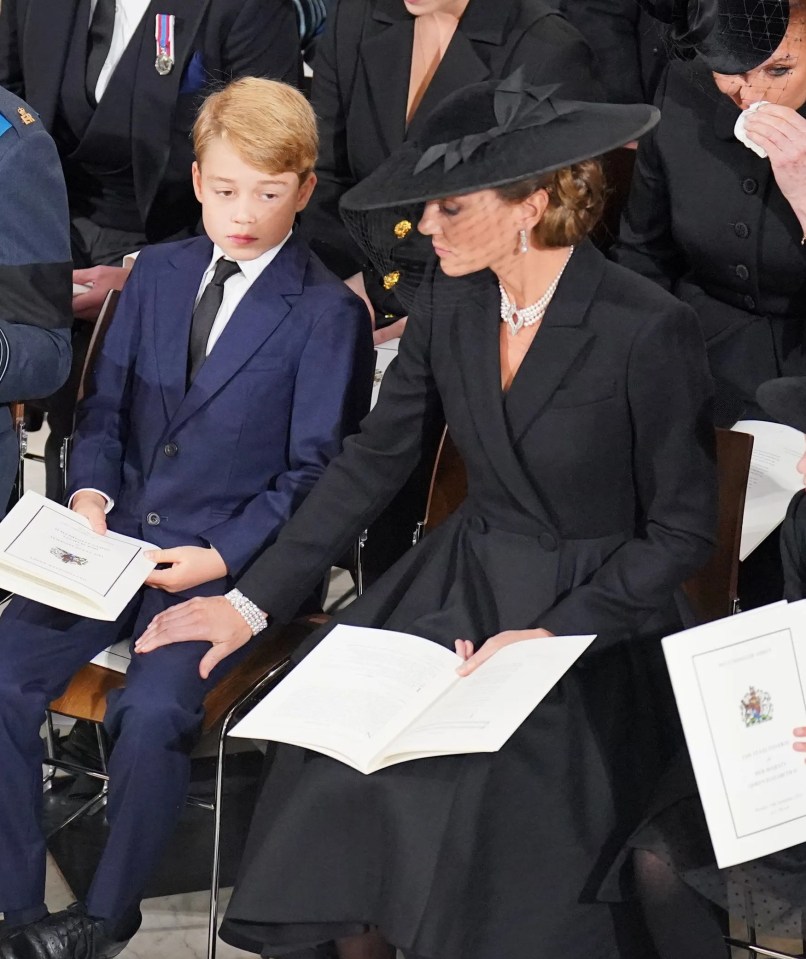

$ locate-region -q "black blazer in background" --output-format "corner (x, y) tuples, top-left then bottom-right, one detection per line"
(301, 0), (600, 282)
(613, 61), (806, 423)
(556, 0), (667, 103)
(0, 0), (301, 241)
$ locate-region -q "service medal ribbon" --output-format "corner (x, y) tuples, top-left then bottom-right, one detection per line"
(154, 14), (175, 75)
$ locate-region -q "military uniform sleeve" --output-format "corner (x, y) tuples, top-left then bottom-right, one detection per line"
(0, 111), (72, 403)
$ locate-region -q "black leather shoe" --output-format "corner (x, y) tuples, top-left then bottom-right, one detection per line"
(0, 903), (137, 959)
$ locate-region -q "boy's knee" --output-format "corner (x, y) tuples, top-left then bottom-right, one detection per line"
(105, 690), (203, 753)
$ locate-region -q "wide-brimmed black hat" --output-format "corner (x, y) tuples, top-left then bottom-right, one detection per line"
(637, 0), (789, 74)
(340, 72), (659, 212)
(757, 377), (806, 433)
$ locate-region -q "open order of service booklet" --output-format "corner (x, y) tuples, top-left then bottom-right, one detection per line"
(0, 491), (156, 620)
(732, 420), (804, 560)
(230, 624), (596, 774)
(663, 600), (806, 868)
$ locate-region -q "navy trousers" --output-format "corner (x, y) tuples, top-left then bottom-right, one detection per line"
(0, 585), (247, 921)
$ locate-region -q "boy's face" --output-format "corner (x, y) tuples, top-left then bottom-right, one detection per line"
(192, 138), (316, 261)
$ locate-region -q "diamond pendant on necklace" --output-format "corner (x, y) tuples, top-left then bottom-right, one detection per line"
(500, 246), (574, 337)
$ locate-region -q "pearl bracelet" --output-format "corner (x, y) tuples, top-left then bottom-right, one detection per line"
(225, 588), (268, 637)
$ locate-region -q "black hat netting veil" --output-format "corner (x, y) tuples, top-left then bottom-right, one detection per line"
(636, 0), (791, 73)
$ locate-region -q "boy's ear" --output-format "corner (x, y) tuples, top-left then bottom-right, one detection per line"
(191, 161), (203, 203)
(295, 172), (317, 213)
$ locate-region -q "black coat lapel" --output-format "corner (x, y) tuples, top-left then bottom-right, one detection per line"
(405, 30), (489, 140)
(20, 0), (82, 128)
(453, 273), (556, 526)
(131, 0), (209, 220)
(503, 241), (603, 445)
(359, 11), (413, 156)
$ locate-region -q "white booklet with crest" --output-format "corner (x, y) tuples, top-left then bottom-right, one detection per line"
(663, 601), (806, 867)
(0, 491), (156, 620)
(230, 623), (596, 775)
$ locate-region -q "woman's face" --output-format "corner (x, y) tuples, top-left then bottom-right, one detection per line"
(713, 19), (806, 109)
(403, 0), (469, 17)
(418, 189), (534, 277)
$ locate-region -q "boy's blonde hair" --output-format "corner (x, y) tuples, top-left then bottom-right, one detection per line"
(193, 77), (318, 181)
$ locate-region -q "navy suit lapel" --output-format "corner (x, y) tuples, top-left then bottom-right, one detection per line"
(168, 234), (309, 434)
(503, 241), (601, 445)
(131, 0), (209, 219)
(20, 0), (83, 129)
(155, 237), (213, 423)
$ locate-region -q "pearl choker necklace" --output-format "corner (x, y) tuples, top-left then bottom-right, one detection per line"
(499, 246), (574, 337)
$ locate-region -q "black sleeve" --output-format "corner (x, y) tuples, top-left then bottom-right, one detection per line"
(225, 0), (302, 87)
(611, 70), (687, 290)
(0, 0), (24, 95)
(780, 491), (806, 602)
(236, 283), (441, 619)
(558, 0), (646, 103)
(298, 0), (367, 278)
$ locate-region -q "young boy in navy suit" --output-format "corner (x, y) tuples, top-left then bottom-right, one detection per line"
(0, 78), (373, 959)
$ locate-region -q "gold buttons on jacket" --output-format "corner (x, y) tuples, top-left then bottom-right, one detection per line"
(394, 220), (412, 238)
(382, 271), (400, 290)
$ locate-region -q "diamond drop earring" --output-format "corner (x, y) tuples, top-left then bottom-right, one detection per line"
(519, 229), (528, 255)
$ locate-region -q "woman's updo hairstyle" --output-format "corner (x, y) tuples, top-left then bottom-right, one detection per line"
(496, 159), (606, 248)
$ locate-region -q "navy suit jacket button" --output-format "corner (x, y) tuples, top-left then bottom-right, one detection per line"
(538, 532), (557, 552)
(163, 442), (178, 457)
(146, 512), (161, 526)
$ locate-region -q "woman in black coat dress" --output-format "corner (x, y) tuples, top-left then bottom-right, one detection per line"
(614, 0), (806, 428)
(139, 77), (717, 959)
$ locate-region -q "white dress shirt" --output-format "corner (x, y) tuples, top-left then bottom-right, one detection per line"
(89, 0), (152, 102)
(196, 234), (292, 355)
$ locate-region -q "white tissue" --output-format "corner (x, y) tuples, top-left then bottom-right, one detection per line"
(734, 101), (770, 159)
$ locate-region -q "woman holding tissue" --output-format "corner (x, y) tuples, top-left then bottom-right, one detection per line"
(614, 0), (806, 427)
(138, 75), (717, 959)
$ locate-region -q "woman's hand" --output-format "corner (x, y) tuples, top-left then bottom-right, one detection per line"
(743, 105), (806, 231)
(72, 265), (130, 322)
(70, 490), (108, 535)
(344, 271), (374, 323)
(135, 595), (253, 678)
(455, 628), (554, 676)
(795, 726), (806, 761)
(144, 545), (227, 593)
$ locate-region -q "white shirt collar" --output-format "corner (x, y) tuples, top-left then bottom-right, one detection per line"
(206, 231), (293, 284)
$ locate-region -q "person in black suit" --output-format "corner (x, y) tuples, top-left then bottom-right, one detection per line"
(0, 0), (301, 501)
(556, 0), (668, 103)
(138, 76), (717, 959)
(299, 0), (600, 582)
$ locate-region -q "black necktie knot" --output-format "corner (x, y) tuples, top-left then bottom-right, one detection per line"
(211, 257), (241, 288)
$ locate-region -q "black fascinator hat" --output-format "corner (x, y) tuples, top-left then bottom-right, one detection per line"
(637, 0), (789, 74)
(341, 72), (658, 211)
(339, 72), (658, 310)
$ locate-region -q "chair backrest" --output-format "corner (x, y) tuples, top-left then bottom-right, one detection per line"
(683, 428), (754, 624)
(74, 289), (120, 408)
(421, 427), (467, 535)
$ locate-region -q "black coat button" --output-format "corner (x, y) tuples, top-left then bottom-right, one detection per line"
(163, 442), (178, 457)
(538, 532), (557, 552)
(146, 512), (161, 526)
(742, 178), (758, 194)
(744, 294), (756, 311)
(734, 222), (749, 239)
(735, 264), (749, 281)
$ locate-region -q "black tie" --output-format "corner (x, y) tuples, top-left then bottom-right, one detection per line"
(187, 258), (241, 386)
(86, 0), (117, 105)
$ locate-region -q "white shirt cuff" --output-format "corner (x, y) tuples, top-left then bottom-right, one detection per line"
(68, 488), (115, 513)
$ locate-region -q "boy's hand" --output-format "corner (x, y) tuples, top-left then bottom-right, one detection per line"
(71, 490), (108, 535)
(144, 545), (228, 593)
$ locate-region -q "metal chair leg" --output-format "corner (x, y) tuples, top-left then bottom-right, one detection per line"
(43, 713), (57, 788)
(356, 529), (367, 597)
(725, 939), (803, 959)
(46, 782), (108, 840)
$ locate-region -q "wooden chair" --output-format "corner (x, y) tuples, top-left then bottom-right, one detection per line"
(412, 427), (467, 544)
(683, 428), (754, 624)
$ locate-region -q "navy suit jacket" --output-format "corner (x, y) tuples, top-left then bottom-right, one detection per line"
(68, 233), (373, 587)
